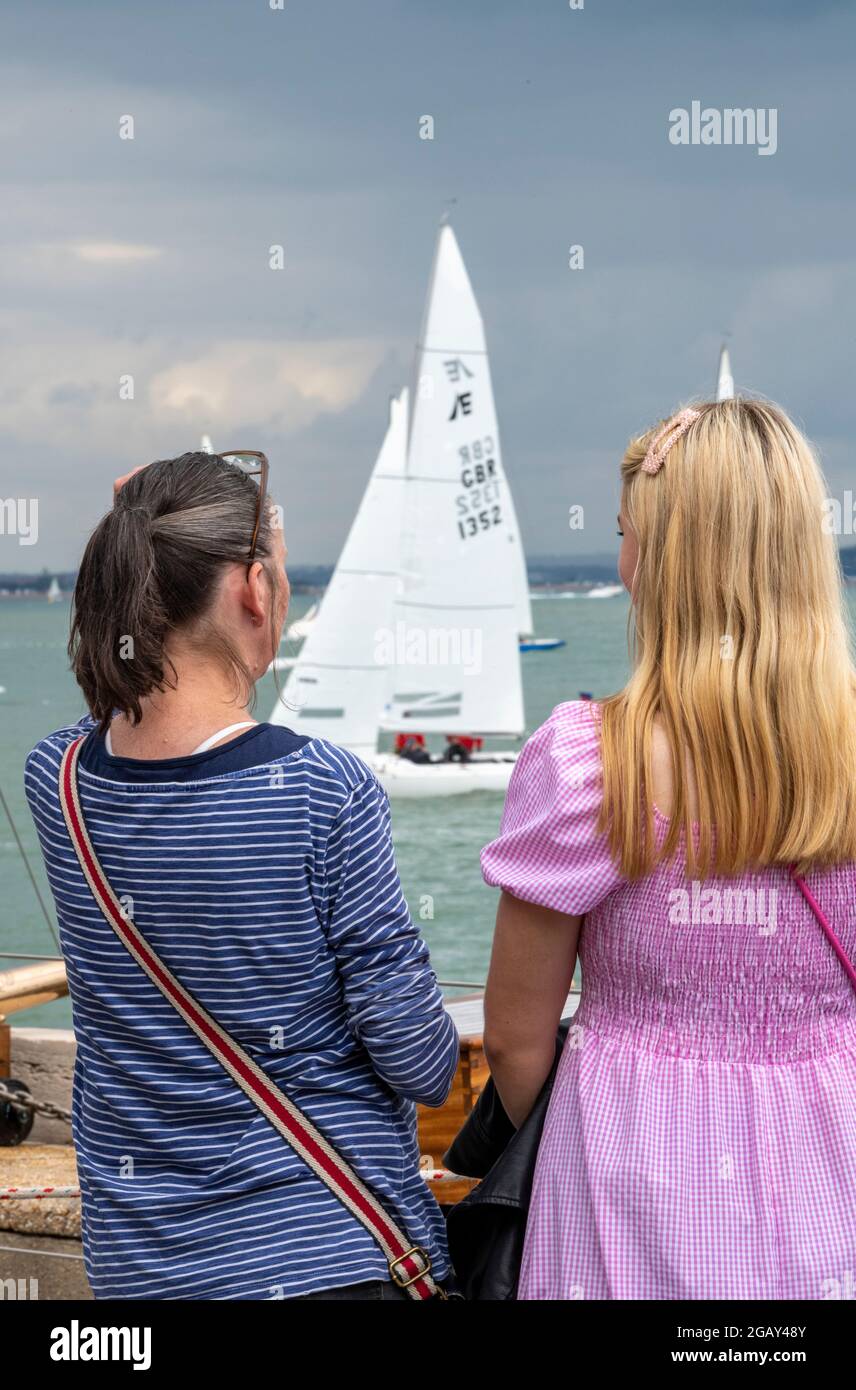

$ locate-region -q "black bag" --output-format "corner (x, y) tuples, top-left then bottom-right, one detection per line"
(442, 1019), (571, 1300)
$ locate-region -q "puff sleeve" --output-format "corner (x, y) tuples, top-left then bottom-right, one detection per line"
(480, 700), (623, 915)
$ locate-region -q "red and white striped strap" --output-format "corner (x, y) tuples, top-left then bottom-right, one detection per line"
(59, 736), (440, 1301)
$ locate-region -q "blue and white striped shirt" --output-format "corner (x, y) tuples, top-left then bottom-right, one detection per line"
(24, 715), (459, 1300)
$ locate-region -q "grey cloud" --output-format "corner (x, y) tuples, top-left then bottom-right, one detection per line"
(0, 0), (854, 570)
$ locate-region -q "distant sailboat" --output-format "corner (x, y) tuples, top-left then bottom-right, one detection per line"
(46, 577), (61, 603)
(716, 344), (735, 401)
(586, 584), (624, 599)
(269, 224), (527, 796)
(519, 636), (566, 651)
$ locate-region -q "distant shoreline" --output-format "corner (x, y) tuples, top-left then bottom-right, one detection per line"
(0, 581), (637, 600)
(4, 549), (856, 597)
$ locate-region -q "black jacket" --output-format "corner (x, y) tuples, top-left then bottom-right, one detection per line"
(442, 1020), (571, 1300)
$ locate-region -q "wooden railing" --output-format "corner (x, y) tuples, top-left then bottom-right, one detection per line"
(0, 961), (68, 1020)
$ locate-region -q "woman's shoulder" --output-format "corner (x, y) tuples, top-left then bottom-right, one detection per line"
(518, 699), (603, 783)
(299, 737), (386, 807)
(481, 700), (621, 915)
(25, 713), (97, 775)
(535, 697), (602, 741)
(23, 714), (97, 816)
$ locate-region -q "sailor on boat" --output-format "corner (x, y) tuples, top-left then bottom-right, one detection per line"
(443, 735), (483, 763)
(394, 731), (430, 763)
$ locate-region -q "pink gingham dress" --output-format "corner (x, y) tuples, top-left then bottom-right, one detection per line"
(481, 700), (856, 1300)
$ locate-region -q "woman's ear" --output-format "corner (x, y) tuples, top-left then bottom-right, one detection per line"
(243, 560), (268, 627)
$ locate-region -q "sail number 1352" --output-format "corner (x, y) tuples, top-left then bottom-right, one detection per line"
(456, 436), (503, 540)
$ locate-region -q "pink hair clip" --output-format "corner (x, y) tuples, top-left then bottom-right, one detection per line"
(641, 407), (702, 475)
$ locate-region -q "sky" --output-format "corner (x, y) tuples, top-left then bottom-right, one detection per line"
(1, 0), (854, 571)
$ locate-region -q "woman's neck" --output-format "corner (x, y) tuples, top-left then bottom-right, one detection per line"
(107, 653), (257, 759)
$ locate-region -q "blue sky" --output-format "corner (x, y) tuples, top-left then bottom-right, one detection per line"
(1, 0), (854, 568)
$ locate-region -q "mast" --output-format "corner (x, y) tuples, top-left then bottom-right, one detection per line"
(716, 344), (735, 401)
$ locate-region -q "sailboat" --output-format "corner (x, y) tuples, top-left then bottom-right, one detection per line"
(274, 287), (565, 657)
(46, 577), (62, 603)
(716, 344), (735, 401)
(519, 634), (565, 650)
(269, 386), (409, 759)
(269, 224), (526, 796)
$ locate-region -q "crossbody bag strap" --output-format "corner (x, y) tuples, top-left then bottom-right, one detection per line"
(791, 866), (856, 995)
(58, 736), (441, 1301)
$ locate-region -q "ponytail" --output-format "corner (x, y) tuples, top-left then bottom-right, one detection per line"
(69, 452), (277, 729)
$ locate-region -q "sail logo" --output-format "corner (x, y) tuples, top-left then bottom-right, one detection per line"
(444, 358), (473, 383)
(374, 622), (483, 676)
(669, 102), (778, 156)
(449, 392), (473, 420)
(0, 497), (39, 545)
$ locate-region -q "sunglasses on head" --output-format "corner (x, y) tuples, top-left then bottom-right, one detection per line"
(219, 451), (270, 569)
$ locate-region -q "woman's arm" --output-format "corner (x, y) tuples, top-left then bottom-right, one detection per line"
(483, 889), (582, 1129)
(324, 775), (459, 1107)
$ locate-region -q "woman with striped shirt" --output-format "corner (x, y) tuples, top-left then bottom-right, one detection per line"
(25, 451), (459, 1301)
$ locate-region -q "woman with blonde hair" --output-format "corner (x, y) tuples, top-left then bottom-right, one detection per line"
(481, 398), (856, 1300)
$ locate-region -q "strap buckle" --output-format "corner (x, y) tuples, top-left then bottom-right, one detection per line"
(389, 1245), (432, 1289)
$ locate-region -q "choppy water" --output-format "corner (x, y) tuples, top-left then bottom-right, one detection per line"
(0, 588), (694, 1025)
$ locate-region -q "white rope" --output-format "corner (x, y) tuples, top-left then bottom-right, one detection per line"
(0, 1242), (84, 1262)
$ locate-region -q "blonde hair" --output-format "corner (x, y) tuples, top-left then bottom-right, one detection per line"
(598, 397), (856, 879)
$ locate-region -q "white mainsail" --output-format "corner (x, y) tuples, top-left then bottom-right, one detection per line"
(269, 389), (408, 756)
(716, 345), (734, 401)
(515, 562), (533, 640)
(381, 224), (525, 738)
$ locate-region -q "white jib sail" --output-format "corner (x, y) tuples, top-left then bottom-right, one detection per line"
(269, 390), (408, 756)
(381, 224), (525, 738)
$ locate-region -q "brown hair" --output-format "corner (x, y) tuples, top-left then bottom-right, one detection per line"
(69, 452), (280, 730)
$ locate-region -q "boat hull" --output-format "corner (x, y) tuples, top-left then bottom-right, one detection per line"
(519, 637), (565, 651)
(370, 751), (518, 798)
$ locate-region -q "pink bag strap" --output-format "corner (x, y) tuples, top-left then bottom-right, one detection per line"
(58, 736), (442, 1301)
(791, 866), (856, 994)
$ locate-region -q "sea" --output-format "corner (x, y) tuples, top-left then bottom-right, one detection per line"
(7, 587), (851, 1028)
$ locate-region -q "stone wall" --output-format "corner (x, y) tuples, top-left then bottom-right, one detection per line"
(8, 1027), (75, 1145)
